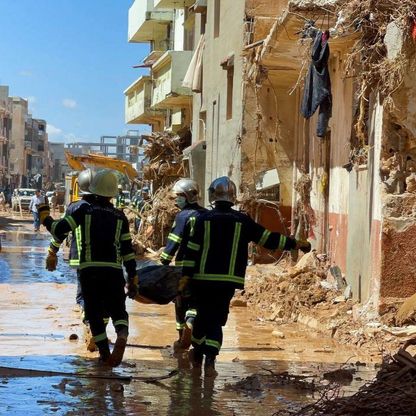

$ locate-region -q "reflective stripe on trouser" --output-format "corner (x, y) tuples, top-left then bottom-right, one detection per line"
(190, 284), (235, 356)
(79, 268), (128, 353)
(175, 296), (193, 332)
(93, 332), (110, 355)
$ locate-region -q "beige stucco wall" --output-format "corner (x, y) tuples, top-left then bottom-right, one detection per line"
(9, 98), (28, 181)
(200, 0), (245, 200)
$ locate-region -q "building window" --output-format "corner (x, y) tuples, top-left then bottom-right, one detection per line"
(200, 12), (207, 35)
(226, 66), (234, 120)
(214, 0), (220, 38)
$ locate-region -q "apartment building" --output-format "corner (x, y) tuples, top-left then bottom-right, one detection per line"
(24, 116), (50, 188)
(125, 0), (195, 136)
(0, 86), (12, 188)
(0, 86), (53, 189)
(126, 0), (416, 311)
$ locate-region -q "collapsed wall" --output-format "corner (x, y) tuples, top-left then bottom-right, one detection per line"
(380, 50), (416, 298)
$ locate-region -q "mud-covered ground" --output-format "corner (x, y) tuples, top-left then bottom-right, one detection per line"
(0, 213), (381, 415)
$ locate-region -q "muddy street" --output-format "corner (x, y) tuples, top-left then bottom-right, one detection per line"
(0, 214), (379, 415)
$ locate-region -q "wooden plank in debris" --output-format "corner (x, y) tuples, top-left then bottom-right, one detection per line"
(395, 350), (416, 371)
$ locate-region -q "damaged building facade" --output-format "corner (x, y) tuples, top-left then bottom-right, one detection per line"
(125, 0), (416, 312)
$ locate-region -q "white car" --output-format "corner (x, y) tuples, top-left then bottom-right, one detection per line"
(12, 188), (36, 211)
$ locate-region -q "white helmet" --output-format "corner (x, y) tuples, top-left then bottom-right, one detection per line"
(78, 169), (94, 195)
(117, 184), (123, 190)
(208, 176), (237, 205)
(89, 169), (118, 197)
(172, 178), (199, 204)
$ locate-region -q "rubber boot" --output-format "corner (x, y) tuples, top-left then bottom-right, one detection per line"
(109, 327), (128, 367)
(173, 329), (184, 352)
(204, 354), (218, 378)
(84, 324), (98, 352)
(180, 318), (194, 350)
(97, 341), (111, 366)
(188, 348), (203, 375)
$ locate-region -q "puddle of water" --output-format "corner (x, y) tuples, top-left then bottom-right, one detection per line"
(0, 354), (377, 416)
(0, 252), (75, 284)
(1, 230), (49, 247)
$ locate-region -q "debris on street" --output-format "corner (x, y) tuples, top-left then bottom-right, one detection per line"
(281, 348), (416, 416)
(142, 131), (189, 189)
(129, 186), (178, 255)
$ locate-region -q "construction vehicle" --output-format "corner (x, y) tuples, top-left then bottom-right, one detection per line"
(64, 151), (139, 205)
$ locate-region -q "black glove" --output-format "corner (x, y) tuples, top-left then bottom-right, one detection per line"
(126, 275), (139, 299)
(295, 239), (312, 254)
(178, 275), (191, 299)
(37, 203), (51, 225)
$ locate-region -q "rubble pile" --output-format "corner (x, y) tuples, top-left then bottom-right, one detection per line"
(131, 186), (178, 255)
(283, 349), (416, 415)
(244, 254), (343, 323)
(335, 0), (415, 102)
(243, 253), (410, 351)
(142, 132), (187, 189)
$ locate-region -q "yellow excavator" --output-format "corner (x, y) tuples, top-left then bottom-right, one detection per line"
(64, 151), (139, 205)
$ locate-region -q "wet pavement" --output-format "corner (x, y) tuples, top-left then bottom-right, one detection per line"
(0, 216), (380, 415)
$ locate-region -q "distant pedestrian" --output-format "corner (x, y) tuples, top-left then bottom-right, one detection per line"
(0, 191), (6, 212)
(50, 192), (58, 215)
(28, 189), (47, 231)
(115, 185), (126, 210)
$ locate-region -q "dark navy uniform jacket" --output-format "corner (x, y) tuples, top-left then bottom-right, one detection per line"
(182, 205), (297, 289)
(49, 196), (95, 268)
(160, 203), (207, 267)
(44, 199), (136, 280)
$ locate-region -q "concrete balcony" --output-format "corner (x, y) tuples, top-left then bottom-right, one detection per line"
(124, 76), (164, 125)
(151, 50), (193, 109)
(128, 0), (173, 43)
(154, 0), (194, 9)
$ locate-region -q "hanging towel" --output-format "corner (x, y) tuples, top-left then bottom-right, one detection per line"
(182, 34), (205, 93)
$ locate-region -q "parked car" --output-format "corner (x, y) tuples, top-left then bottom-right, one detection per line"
(11, 188), (36, 211)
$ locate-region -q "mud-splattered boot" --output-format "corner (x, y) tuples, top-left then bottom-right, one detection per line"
(204, 354), (218, 378)
(173, 329), (184, 353)
(97, 343), (111, 366)
(84, 324), (98, 352)
(188, 348), (203, 375)
(109, 327), (128, 367)
(180, 317), (194, 350)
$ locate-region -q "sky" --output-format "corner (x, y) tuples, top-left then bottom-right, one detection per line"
(0, 0), (149, 144)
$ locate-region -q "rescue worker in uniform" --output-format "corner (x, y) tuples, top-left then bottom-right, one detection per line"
(134, 187), (151, 232)
(160, 178), (207, 351)
(39, 169), (138, 366)
(115, 184), (126, 210)
(45, 169), (107, 352)
(182, 177), (311, 377)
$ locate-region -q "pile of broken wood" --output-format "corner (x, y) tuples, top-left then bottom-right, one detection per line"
(142, 132), (186, 188)
(131, 185), (179, 255)
(280, 348), (416, 416)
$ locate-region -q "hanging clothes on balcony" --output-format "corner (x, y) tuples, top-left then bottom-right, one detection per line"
(301, 30), (332, 138)
(183, 34), (205, 93)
